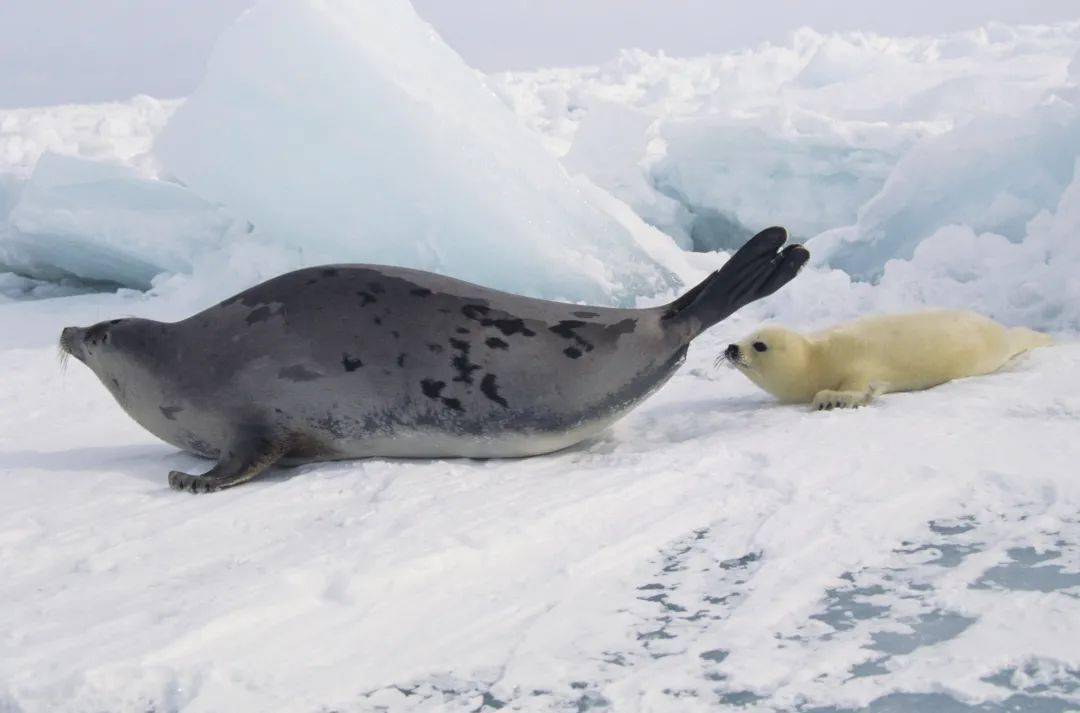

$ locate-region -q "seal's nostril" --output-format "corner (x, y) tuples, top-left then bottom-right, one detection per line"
(725, 344), (740, 360)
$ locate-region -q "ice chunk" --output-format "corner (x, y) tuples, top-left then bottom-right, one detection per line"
(877, 157), (1080, 332)
(815, 102), (1080, 279)
(155, 0), (679, 305)
(0, 152), (238, 289)
(650, 112), (904, 249)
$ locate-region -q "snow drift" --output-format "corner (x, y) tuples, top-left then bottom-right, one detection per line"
(154, 0), (680, 305)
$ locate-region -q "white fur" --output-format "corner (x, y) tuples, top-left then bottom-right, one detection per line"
(726, 310), (1053, 410)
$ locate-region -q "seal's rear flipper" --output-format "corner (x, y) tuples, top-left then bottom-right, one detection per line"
(169, 435), (286, 493)
(666, 226), (808, 336)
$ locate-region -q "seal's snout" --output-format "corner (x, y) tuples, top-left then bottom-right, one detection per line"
(59, 326), (86, 362)
(715, 342), (744, 370)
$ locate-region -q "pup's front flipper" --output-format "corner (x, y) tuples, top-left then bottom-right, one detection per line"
(169, 436), (287, 493)
(813, 384), (882, 411)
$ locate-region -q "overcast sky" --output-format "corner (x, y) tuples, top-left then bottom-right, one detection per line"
(0, 0), (1077, 107)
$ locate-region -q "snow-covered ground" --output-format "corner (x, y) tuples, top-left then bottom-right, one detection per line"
(2, 293), (1078, 712)
(1, 1), (1079, 711)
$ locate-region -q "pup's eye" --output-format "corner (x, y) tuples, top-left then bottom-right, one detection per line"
(753, 341), (768, 353)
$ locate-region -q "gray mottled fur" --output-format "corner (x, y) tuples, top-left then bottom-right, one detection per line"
(60, 228), (807, 492)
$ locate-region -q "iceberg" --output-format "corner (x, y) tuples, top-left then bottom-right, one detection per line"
(155, 0), (680, 305)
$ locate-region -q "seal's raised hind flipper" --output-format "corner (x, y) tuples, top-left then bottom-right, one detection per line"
(666, 226), (808, 337)
(168, 435), (286, 493)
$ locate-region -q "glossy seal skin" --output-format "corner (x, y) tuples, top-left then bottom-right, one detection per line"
(60, 227), (808, 493)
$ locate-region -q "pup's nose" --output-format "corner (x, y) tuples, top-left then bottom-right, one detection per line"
(725, 343), (740, 361)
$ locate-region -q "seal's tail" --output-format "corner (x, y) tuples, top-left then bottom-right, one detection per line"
(1007, 326), (1053, 357)
(664, 227), (809, 337)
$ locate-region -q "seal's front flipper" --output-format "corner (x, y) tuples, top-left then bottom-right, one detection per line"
(812, 383), (883, 411)
(169, 436), (286, 493)
(666, 226), (809, 337)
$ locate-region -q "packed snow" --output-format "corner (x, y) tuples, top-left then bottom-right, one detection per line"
(1, 2), (1079, 711)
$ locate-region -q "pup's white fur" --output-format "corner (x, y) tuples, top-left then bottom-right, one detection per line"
(726, 310), (1052, 410)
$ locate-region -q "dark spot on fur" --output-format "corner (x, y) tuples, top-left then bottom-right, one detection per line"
(490, 318), (535, 337)
(574, 311), (599, 318)
(456, 327), (469, 334)
(604, 318), (638, 338)
(480, 373), (508, 407)
(341, 353), (364, 372)
(111, 378), (120, 389)
(462, 305), (536, 337)
(442, 398), (464, 412)
(109, 319), (122, 325)
(391, 330), (400, 338)
(549, 320), (594, 352)
(305, 278), (318, 285)
(159, 405), (182, 420)
(564, 347), (582, 359)
(374, 316), (382, 325)
(397, 353), (407, 367)
(438, 308), (452, 314)
(486, 337), (509, 350)
(411, 288), (432, 297)
(428, 343), (444, 354)
(369, 282), (385, 294)
(550, 319), (586, 337)
(449, 338), (482, 384)
(421, 378), (446, 399)
(357, 291), (377, 306)
(322, 268), (338, 277)
(279, 364), (323, 381)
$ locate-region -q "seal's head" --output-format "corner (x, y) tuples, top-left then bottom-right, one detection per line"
(720, 326), (814, 402)
(59, 318), (171, 404)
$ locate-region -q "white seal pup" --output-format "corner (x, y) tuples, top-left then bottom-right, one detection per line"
(60, 227), (808, 492)
(722, 310), (1052, 410)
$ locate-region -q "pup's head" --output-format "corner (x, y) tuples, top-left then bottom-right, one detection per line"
(719, 326), (813, 402)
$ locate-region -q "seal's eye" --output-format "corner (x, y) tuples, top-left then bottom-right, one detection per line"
(753, 341), (768, 353)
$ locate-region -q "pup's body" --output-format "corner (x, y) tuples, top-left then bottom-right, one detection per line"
(725, 311), (1052, 409)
